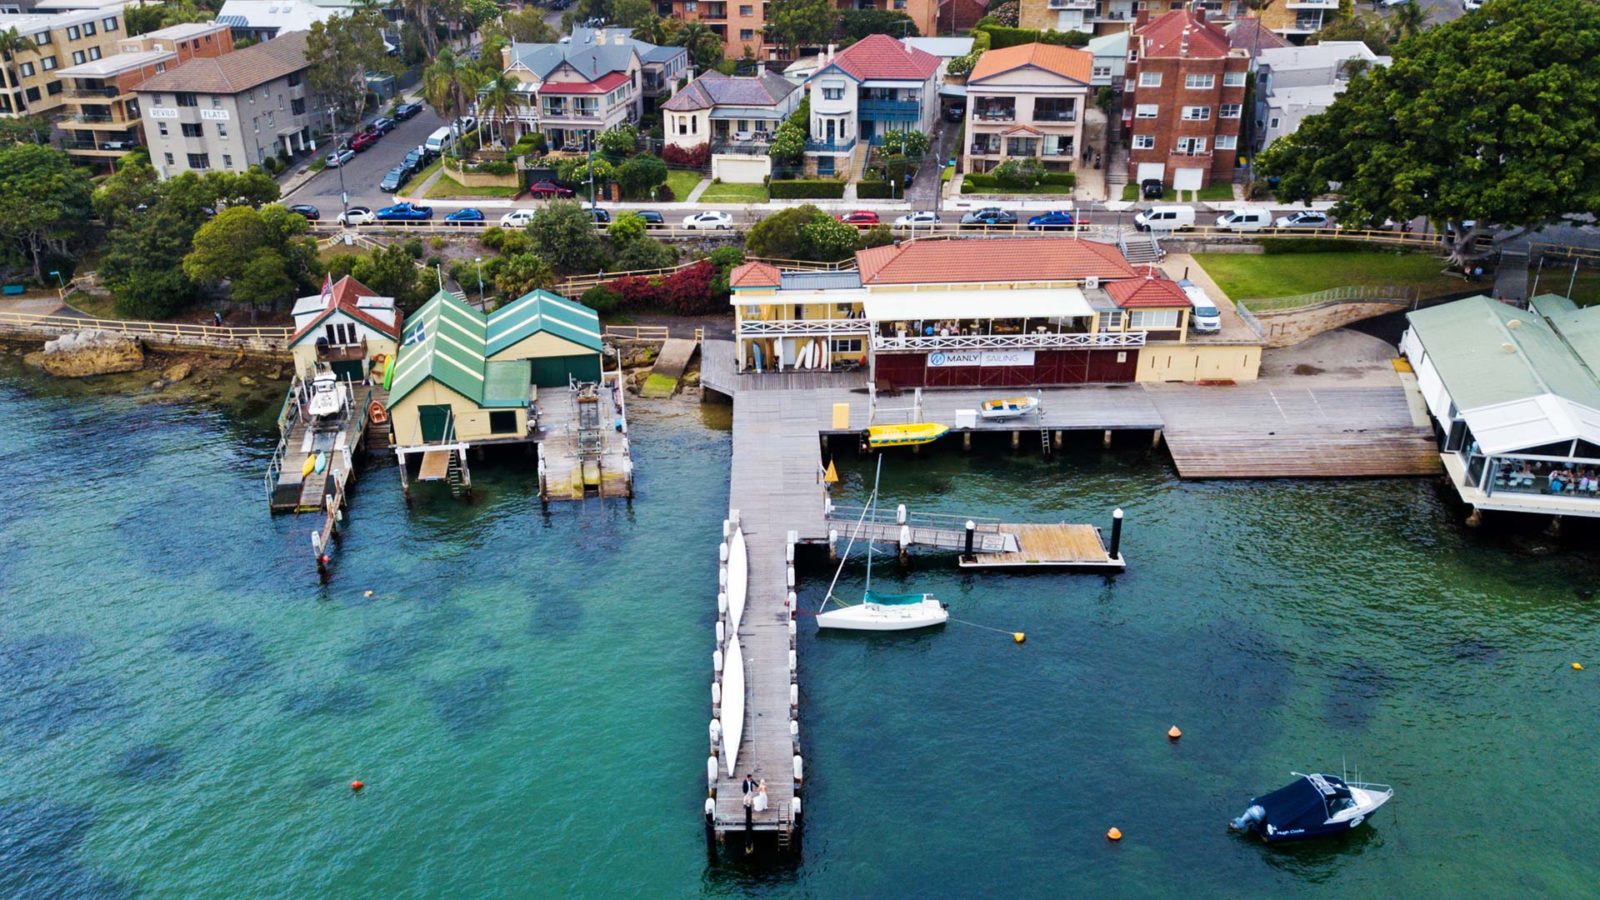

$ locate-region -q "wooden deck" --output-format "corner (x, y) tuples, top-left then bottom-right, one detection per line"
(268, 381), (383, 513)
(1147, 383), (1442, 479)
(963, 523), (1123, 570)
(535, 375), (634, 501)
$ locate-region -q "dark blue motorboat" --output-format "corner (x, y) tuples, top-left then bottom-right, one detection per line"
(1230, 773), (1393, 842)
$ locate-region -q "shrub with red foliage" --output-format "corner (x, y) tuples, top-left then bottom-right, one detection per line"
(606, 260), (719, 314)
(662, 143), (710, 169)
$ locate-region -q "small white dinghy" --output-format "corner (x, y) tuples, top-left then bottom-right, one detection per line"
(307, 370), (346, 419)
(727, 527), (748, 630)
(719, 635), (745, 776)
(979, 395), (1041, 420)
(816, 590), (949, 631)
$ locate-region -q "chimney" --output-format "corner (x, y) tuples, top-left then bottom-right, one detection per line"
(1134, 8), (1149, 28)
(826, 43), (836, 64)
(615, 34), (625, 45)
(1193, 3), (1206, 22)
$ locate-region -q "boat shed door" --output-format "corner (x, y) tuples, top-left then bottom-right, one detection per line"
(419, 404), (452, 442)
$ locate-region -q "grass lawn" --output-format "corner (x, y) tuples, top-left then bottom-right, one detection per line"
(425, 178), (521, 199)
(665, 169), (704, 200)
(65, 289), (119, 319)
(1118, 183), (1234, 202)
(1193, 251), (1464, 305)
(698, 182), (767, 203)
(398, 159), (442, 195)
(1534, 268), (1600, 306)
(1121, 183), (1140, 201)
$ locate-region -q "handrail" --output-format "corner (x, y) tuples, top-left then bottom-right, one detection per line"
(603, 324), (671, 341)
(828, 504), (1005, 529)
(1239, 284), (1421, 311)
(872, 331), (1146, 351)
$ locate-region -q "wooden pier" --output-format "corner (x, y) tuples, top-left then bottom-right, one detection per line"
(824, 506), (1126, 571)
(535, 373), (634, 501)
(265, 377), (384, 514)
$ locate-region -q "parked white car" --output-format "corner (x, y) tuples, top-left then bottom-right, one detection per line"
(326, 148), (355, 167)
(1274, 210), (1332, 229)
(337, 206), (375, 226)
(893, 211), (938, 230)
(682, 211), (733, 230)
(499, 209), (536, 228)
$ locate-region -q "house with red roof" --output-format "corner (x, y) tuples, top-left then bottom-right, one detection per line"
(964, 43), (1093, 175)
(803, 35), (942, 178)
(499, 27), (688, 150)
(1122, 7), (1249, 191)
(288, 276), (402, 382)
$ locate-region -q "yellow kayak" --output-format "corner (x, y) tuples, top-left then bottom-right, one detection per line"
(301, 455), (317, 477)
(866, 423), (950, 448)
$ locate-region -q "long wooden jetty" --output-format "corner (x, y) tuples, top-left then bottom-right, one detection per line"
(824, 506), (1126, 571)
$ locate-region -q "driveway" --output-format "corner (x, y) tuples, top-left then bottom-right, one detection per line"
(285, 106), (448, 214)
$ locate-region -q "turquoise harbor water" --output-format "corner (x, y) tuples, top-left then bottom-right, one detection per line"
(2, 358), (1599, 897)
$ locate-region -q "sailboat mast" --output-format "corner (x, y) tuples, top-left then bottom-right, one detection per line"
(864, 455), (882, 602)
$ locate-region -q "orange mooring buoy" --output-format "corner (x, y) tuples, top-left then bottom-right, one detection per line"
(1106, 827), (1123, 841)
(1168, 726), (1182, 740)
(350, 780), (364, 792)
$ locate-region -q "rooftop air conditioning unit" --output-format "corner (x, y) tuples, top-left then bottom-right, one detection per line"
(1084, 276), (1099, 290)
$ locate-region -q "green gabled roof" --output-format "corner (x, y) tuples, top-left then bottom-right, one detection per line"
(485, 289), (603, 356)
(389, 291), (490, 406)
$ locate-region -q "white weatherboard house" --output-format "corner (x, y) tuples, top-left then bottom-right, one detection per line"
(1402, 294), (1600, 520)
(287, 275), (400, 381)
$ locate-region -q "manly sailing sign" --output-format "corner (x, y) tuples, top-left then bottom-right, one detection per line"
(927, 350), (1036, 368)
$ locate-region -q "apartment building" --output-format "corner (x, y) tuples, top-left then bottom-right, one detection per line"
(1254, 41), (1385, 150)
(1020, 0), (1244, 36)
(964, 43), (1091, 174)
(134, 30), (316, 178)
(659, 0), (937, 61)
(804, 35), (940, 177)
(1256, 0), (1339, 40)
(56, 22), (234, 169)
(0, 8), (128, 118)
(1121, 7), (1248, 190)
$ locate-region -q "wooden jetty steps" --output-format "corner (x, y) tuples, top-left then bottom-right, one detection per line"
(1147, 384), (1442, 479)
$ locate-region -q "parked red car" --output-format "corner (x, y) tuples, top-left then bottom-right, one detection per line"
(837, 210), (880, 228)
(526, 180), (575, 198)
(348, 130), (379, 152)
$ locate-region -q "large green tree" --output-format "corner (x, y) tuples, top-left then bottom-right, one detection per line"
(674, 22), (724, 70)
(1261, 0), (1600, 263)
(306, 8), (397, 132)
(836, 9), (918, 43)
(493, 252), (557, 298)
(0, 143), (94, 282)
(352, 244), (430, 312)
(745, 205), (862, 262)
(183, 204), (317, 314)
(498, 8), (558, 43)
(527, 200), (606, 273)
(102, 207), (198, 319)
(93, 158), (160, 229)
(766, 0), (834, 58)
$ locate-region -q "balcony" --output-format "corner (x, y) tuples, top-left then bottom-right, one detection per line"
(61, 139), (138, 155)
(969, 143), (1001, 156)
(972, 105), (1015, 123)
(542, 108), (603, 121)
(65, 86), (120, 99)
(1033, 110), (1078, 124)
(1285, 0), (1336, 6)
(804, 137), (857, 153)
(873, 331), (1147, 352)
(1048, 0), (1096, 8)
(712, 135), (772, 154)
(68, 114), (138, 129)
(1289, 15), (1325, 30)
(858, 99), (920, 118)
(738, 319), (872, 337)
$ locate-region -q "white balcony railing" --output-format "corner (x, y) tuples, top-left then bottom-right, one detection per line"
(873, 331), (1147, 351)
(738, 319), (873, 336)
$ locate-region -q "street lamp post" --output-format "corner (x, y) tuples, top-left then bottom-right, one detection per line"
(48, 269), (64, 300)
(328, 105), (348, 224)
(475, 256), (484, 306)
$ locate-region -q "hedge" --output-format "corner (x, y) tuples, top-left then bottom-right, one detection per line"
(769, 179), (846, 199)
(855, 182), (895, 199)
(960, 171), (1075, 192)
(977, 24), (1090, 49)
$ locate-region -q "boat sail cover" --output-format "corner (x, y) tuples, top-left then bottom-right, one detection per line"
(863, 590), (929, 606)
(1251, 774), (1352, 836)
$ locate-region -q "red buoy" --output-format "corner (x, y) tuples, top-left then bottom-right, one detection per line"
(350, 780), (364, 792)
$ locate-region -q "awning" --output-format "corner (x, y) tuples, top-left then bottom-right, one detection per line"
(862, 288), (1094, 322)
(939, 83), (967, 98)
(1463, 394), (1600, 456)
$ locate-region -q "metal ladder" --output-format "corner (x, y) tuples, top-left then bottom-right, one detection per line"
(446, 449), (465, 497)
(1040, 426), (1051, 458)
(777, 804), (793, 850)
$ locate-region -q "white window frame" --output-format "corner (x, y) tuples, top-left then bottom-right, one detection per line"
(1184, 73), (1214, 90)
(1134, 104), (1158, 119)
(1092, 65), (1112, 79)
(1132, 134), (1154, 150)
(1123, 78), (1134, 93)
(1223, 71), (1246, 87)
(1175, 136), (1208, 154)
(1219, 103), (1241, 119)
(103, 16), (118, 30)
(1129, 308), (1180, 329)
(18, 62), (32, 77)
(1138, 71), (1161, 88)
(1099, 309), (1125, 330)
(67, 24), (80, 39)
(1181, 106), (1211, 121)
(1215, 134), (1237, 150)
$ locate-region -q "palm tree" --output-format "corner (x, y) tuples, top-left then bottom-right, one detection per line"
(633, 14), (672, 47)
(423, 49), (466, 125)
(402, 0), (437, 57)
(674, 22), (721, 71)
(1391, 2), (1427, 41)
(478, 69), (521, 147)
(0, 27), (38, 116)
(459, 64), (488, 150)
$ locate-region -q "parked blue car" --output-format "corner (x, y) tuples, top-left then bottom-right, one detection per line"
(375, 202), (433, 221)
(444, 208), (485, 223)
(1026, 211), (1076, 231)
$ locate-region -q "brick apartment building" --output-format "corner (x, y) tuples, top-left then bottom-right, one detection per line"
(1121, 6), (1248, 190)
(659, 0), (936, 60)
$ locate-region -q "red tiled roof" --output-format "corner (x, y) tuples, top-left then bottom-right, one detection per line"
(855, 238), (1137, 285)
(729, 261), (782, 288)
(1137, 10), (1233, 60)
(970, 42), (1093, 83)
(290, 276), (402, 344)
(540, 71), (630, 95)
(1227, 17), (1290, 55)
(827, 34), (940, 81)
(1106, 275), (1190, 308)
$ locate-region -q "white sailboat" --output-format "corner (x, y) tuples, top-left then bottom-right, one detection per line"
(720, 635), (745, 776)
(727, 527), (748, 630)
(816, 457), (949, 632)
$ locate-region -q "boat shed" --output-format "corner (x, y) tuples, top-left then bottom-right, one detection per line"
(1401, 294), (1600, 519)
(387, 291), (534, 450)
(484, 289), (604, 387)
(287, 275), (401, 381)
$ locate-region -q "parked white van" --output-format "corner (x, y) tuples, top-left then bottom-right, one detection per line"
(424, 126), (454, 154)
(1132, 205), (1196, 232)
(1214, 208), (1272, 232)
(1179, 279), (1221, 334)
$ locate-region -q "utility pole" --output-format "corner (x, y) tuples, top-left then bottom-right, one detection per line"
(328, 105), (349, 223)
(476, 256), (485, 307)
(587, 131), (598, 214)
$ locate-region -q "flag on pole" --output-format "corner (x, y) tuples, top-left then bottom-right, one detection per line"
(320, 273), (334, 308)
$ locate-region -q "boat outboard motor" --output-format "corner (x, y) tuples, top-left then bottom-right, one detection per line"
(1230, 804), (1265, 833)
